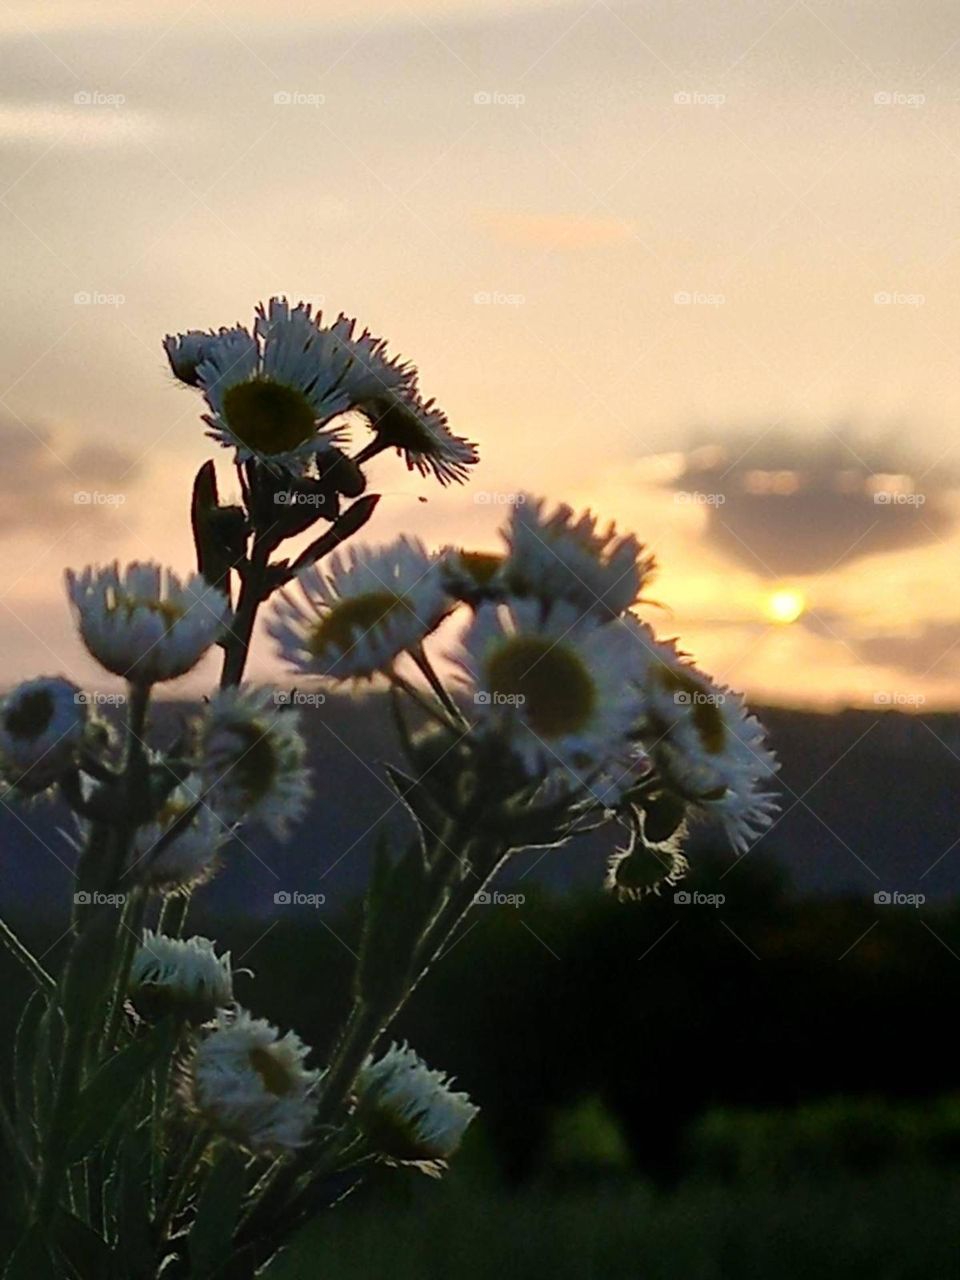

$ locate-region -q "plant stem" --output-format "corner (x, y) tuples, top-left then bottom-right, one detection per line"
(220, 536), (270, 689)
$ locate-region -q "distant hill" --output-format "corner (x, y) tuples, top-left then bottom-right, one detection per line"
(2, 698), (958, 923)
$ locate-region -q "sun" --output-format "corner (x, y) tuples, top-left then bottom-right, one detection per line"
(765, 588), (806, 625)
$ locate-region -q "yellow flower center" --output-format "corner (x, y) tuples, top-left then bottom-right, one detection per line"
(248, 1045), (297, 1097)
(656, 664), (726, 755)
(4, 689), (54, 740)
(307, 592), (409, 659)
(107, 594), (186, 631)
(222, 378), (317, 456)
(364, 394), (432, 452)
(485, 636), (596, 738)
(458, 551), (503, 587)
(221, 720), (278, 805)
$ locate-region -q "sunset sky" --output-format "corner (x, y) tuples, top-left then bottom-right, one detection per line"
(2, 0), (960, 706)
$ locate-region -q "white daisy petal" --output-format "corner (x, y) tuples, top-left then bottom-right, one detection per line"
(128, 774), (233, 893)
(640, 642), (779, 852)
(355, 1042), (478, 1171)
(0, 676), (87, 792)
(360, 381), (478, 486)
(268, 536), (452, 681)
(129, 930), (235, 1025)
(182, 1009), (319, 1155)
(199, 686), (311, 839)
(503, 494), (653, 619)
(456, 598), (648, 798)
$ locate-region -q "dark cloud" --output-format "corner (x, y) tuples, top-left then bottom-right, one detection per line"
(0, 417), (141, 535)
(659, 428), (957, 577)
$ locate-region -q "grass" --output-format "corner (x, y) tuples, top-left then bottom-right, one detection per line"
(264, 1167), (960, 1279)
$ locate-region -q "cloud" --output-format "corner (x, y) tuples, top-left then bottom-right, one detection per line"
(0, 417), (142, 535)
(652, 428), (958, 577)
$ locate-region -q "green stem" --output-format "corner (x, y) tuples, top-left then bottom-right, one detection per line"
(0, 916), (55, 992)
(154, 1129), (211, 1242)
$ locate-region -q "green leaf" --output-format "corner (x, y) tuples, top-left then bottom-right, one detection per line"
(53, 1210), (115, 1278)
(189, 1146), (249, 1276)
(2, 1227), (58, 1280)
(112, 1119), (155, 1274)
(67, 1018), (177, 1161)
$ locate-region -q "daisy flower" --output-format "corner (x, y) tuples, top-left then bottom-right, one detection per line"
(358, 380), (478, 486)
(183, 1009), (319, 1155)
(268, 537), (452, 681)
(457, 599), (648, 793)
(503, 495), (654, 620)
(354, 1042), (478, 1172)
(195, 298), (409, 468)
(127, 770), (232, 890)
(65, 562), (230, 687)
(163, 326), (253, 388)
(199, 686), (311, 838)
(129, 930), (235, 1025)
(640, 643), (779, 852)
(0, 676), (87, 792)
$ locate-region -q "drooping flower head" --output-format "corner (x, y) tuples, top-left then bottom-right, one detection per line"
(183, 1009), (319, 1155)
(269, 537), (452, 681)
(199, 686), (311, 838)
(66, 562), (230, 686)
(129, 930), (235, 1025)
(354, 1042), (478, 1172)
(0, 676), (87, 793)
(639, 642), (779, 852)
(457, 599), (648, 797)
(359, 380), (478, 486)
(502, 495), (654, 620)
